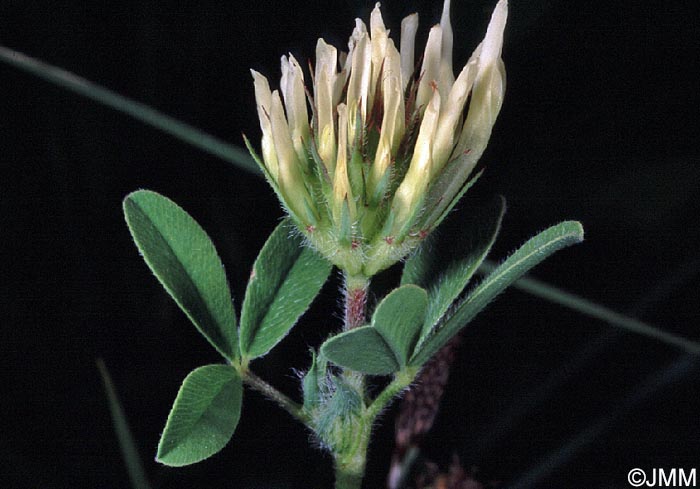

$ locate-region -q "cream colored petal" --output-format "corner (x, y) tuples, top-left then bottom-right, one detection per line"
(438, 0), (455, 98)
(332, 104), (356, 223)
(481, 0), (508, 68)
(281, 54), (310, 163)
(369, 3), (390, 109)
(317, 100), (337, 175)
(410, 88), (441, 178)
(370, 73), (404, 192)
(346, 30), (371, 142)
(368, 40), (403, 195)
(314, 39), (338, 171)
(453, 0), (507, 159)
(280, 55), (290, 95)
(251, 69), (279, 180)
(269, 90), (299, 173)
(391, 88), (441, 230)
(432, 47), (480, 172)
(381, 42), (405, 152)
(270, 90), (313, 220)
(346, 18), (368, 81)
(400, 13), (419, 93)
(314, 39), (338, 135)
(416, 25), (442, 113)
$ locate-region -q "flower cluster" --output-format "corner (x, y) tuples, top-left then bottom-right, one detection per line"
(248, 0), (508, 277)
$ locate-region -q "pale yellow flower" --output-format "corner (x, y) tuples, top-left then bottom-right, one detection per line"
(248, 0), (508, 277)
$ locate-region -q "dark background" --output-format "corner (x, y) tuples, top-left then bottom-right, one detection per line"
(1, 0), (699, 488)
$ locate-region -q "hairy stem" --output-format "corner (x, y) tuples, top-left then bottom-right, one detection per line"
(241, 370), (311, 426)
(334, 464), (365, 489)
(330, 370), (417, 489)
(367, 369), (418, 420)
(344, 274), (370, 330)
(333, 415), (372, 489)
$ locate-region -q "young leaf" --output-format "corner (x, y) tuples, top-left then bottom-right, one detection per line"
(315, 376), (363, 453)
(321, 326), (400, 375)
(123, 190), (238, 361)
(411, 221), (584, 366)
(302, 349), (328, 410)
(372, 285), (428, 366)
(156, 365), (243, 467)
(240, 219), (332, 359)
(403, 196), (505, 343)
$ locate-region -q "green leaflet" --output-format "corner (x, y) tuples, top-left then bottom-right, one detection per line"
(322, 285), (429, 373)
(402, 197), (505, 345)
(240, 219), (332, 359)
(411, 221), (584, 366)
(372, 285), (428, 366)
(321, 326), (400, 375)
(156, 365), (243, 467)
(123, 190), (238, 361)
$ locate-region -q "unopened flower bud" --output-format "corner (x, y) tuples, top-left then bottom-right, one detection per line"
(332, 104), (356, 227)
(416, 25), (443, 112)
(270, 90), (317, 224)
(388, 88), (440, 237)
(315, 39), (340, 173)
(400, 13), (419, 93)
(280, 54), (310, 165)
(251, 70), (279, 180)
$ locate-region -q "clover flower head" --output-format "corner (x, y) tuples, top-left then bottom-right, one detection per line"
(248, 0), (508, 277)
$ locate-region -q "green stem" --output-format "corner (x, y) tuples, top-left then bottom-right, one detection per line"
(334, 464), (365, 489)
(241, 370), (311, 426)
(333, 418), (372, 489)
(331, 370), (417, 489)
(367, 369), (417, 420)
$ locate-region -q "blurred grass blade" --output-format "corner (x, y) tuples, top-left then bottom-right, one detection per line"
(479, 260), (700, 355)
(0, 45), (259, 175)
(508, 354), (699, 489)
(97, 359), (152, 489)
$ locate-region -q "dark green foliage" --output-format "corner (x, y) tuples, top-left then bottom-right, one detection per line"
(372, 285), (428, 366)
(123, 190), (239, 361)
(239, 219), (332, 359)
(156, 365), (243, 467)
(321, 326), (400, 375)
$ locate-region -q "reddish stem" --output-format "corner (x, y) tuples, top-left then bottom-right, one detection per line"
(344, 275), (369, 330)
